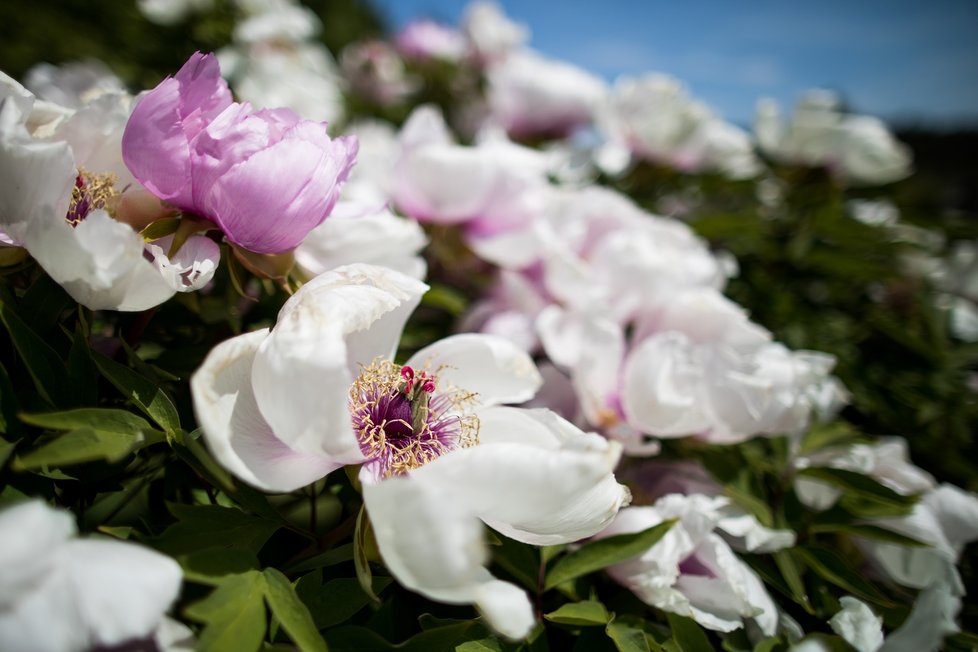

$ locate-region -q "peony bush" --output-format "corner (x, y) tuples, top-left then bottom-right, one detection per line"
(0, 1), (976, 651)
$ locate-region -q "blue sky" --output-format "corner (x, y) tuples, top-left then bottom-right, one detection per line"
(369, 0), (978, 128)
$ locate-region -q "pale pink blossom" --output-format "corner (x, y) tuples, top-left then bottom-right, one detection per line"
(123, 52), (357, 254)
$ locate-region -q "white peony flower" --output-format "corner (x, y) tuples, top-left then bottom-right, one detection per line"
(461, 1), (529, 63)
(217, 0), (345, 125)
(0, 73), (219, 310)
(794, 438), (978, 596)
(0, 499), (182, 652)
(295, 201), (427, 280)
(191, 263), (629, 638)
(755, 91), (912, 186)
(797, 589), (961, 652)
(484, 49), (608, 139)
(596, 73), (760, 178)
(536, 290), (843, 451)
(391, 106), (551, 240)
(597, 495), (779, 635)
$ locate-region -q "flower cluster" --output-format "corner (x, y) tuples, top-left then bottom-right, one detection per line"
(0, 2), (975, 651)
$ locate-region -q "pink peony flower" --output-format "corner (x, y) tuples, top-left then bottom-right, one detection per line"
(122, 52), (357, 254)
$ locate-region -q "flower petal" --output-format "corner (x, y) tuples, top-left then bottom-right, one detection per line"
(622, 332), (710, 436)
(0, 96), (75, 240)
(62, 538), (182, 648)
(197, 122), (357, 254)
(191, 328), (340, 492)
(0, 500), (74, 609)
(830, 597), (884, 652)
(148, 233), (220, 292)
(123, 52), (231, 208)
(362, 469), (535, 639)
(23, 210), (177, 311)
(408, 407), (628, 545)
(405, 333), (542, 407)
(252, 264), (427, 460)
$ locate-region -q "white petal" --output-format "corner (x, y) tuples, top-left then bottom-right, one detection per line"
(879, 582), (960, 652)
(0, 561), (85, 652)
(62, 538), (182, 647)
(148, 233), (220, 292)
(361, 470), (535, 639)
(295, 203), (427, 279)
(0, 500), (74, 609)
(405, 333), (541, 407)
(473, 580), (536, 640)
(0, 95), (74, 240)
(155, 617), (196, 652)
(0, 525), (182, 652)
(716, 507), (796, 553)
(830, 597), (884, 652)
(622, 333), (710, 436)
(24, 210), (176, 311)
(191, 328), (341, 492)
(253, 264), (426, 460)
(923, 484), (978, 551)
(411, 408), (628, 545)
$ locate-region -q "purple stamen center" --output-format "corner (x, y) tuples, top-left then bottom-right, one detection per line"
(350, 358), (479, 479)
(66, 170), (118, 226)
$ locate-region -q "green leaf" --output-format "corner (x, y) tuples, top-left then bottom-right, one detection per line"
(152, 503), (280, 558)
(795, 467), (917, 508)
(455, 638), (503, 652)
(263, 568), (328, 652)
(772, 549), (814, 613)
(288, 543), (355, 573)
(323, 626), (393, 651)
(0, 436), (14, 468)
(421, 284), (468, 316)
(491, 530), (540, 590)
(325, 621), (492, 652)
(606, 621), (653, 652)
(544, 519), (676, 590)
(545, 600), (610, 627)
(798, 421), (861, 455)
(186, 571), (267, 652)
(296, 575), (392, 629)
(20, 407), (156, 436)
(92, 351), (180, 434)
(0, 301), (68, 406)
(66, 328), (97, 406)
(140, 216), (182, 241)
(0, 360), (21, 437)
(752, 636), (785, 652)
(19, 273), (72, 334)
(16, 427), (144, 468)
(666, 614), (712, 652)
(354, 506), (380, 602)
(809, 522), (928, 547)
(170, 429), (236, 493)
(396, 622), (491, 652)
(180, 548), (261, 585)
(794, 545), (895, 607)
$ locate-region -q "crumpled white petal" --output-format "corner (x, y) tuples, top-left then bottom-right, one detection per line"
(829, 597), (884, 652)
(148, 233), (221, 292)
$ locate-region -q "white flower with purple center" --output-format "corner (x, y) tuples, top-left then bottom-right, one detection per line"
(0, 71), (219, 311)
(191, 263), (629, 639)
